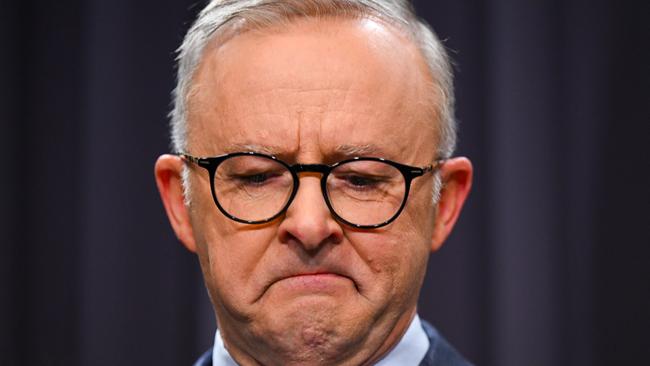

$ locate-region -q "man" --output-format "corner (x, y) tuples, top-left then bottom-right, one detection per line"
(155, 0), (473, 365)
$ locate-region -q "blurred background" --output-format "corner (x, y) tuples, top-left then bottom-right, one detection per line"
(1, 0), (648, 365)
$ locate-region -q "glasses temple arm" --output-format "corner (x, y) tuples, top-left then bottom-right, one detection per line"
(424, 158), (447, 173)
(177, 153), (201, 165)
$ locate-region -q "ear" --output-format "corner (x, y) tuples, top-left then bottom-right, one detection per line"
(431, 157), (473, 251)
(154, 154), (197, 253)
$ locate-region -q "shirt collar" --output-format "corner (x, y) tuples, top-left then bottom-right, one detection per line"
(374, 314), (430, 366)
(212, 314), (429, 365)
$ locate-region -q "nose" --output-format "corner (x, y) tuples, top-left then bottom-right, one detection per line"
(278, 173), (343, 252)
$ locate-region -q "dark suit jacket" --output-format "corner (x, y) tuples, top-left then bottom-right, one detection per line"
(194, 320), (471, 366)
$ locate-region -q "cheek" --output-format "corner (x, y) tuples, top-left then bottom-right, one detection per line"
(383, 228), (431, 304)
(401, 185), (437, 240)
(348, 224), (430, 297)
(205, 229), (272, 294)
(189, 192), (275, 309)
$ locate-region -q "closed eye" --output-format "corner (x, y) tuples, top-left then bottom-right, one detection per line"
(231, 172), (282, 187)
(344, 175), (381, 187)
(332, 174), (390, 193)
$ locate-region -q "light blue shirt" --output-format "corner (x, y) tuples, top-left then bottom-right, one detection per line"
(212, 314), (430, 365)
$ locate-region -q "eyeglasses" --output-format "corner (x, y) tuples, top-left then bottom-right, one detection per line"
(180, 152), (443, 229)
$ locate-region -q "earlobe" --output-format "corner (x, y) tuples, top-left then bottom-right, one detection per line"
(431, 157), (473, 251)
(154, 154), (198, 253)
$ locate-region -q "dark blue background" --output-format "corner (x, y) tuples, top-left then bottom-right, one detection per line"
(1, 0), (648, 365)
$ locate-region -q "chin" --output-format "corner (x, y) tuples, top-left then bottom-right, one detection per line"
(248, 297), (372, 365)
(254, 321), (365, 366)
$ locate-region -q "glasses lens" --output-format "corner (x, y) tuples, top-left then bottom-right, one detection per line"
(326, 160), (406, 226)
(213, 155), (293, 222)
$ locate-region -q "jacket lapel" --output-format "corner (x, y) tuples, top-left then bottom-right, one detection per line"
(419, 320), (473, 366)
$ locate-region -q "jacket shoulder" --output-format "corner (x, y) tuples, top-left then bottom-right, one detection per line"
(419, 320), (473, 366)
(193, 348), (212, 366)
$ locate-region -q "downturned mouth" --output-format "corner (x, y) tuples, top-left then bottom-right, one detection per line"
(255, 266), (359, 303)
(286, 272), (339, 278)
(274, 272), (355, 291)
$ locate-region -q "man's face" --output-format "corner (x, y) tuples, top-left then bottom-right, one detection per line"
(186, 17), (439, 365)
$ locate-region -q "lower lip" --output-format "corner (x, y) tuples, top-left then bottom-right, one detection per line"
(277, 273), (350, 292)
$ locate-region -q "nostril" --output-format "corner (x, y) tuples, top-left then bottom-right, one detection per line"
(279, 225), (343, 256)
(280, 215), (339, 249)
(278, 225), (298, 245)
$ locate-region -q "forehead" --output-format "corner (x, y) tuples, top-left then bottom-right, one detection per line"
(188, 17), (437, 162)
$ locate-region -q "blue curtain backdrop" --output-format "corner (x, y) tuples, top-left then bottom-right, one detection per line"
(1, 0), (647, 365)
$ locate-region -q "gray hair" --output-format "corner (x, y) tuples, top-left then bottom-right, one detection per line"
(170, 0), (456, 204)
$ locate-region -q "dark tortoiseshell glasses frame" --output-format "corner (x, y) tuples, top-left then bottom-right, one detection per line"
(179, 151), (444, 229)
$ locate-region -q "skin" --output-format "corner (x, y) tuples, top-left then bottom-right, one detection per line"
(155, 17), (472, 366)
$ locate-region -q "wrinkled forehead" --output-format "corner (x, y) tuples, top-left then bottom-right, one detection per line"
(186, 16), (437, 162)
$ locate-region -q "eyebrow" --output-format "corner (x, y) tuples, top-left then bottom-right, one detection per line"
(222, 143), (285, 156)
(333, 144), (386, 157)
(220, 143), (390, 160)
